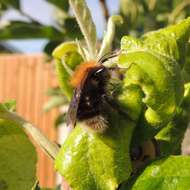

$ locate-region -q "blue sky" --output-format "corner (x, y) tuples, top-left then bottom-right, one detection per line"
(2, 0), (119, 53)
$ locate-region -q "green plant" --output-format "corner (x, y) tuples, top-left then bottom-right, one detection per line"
(0, 1), (190, 190)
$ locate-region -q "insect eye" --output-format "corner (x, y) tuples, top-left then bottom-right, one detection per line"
(95, 68), (104, 76)
(91, 68), (104, 80)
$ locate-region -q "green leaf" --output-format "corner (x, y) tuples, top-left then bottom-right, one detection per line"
(55, 60), (73, 100)
(0, 110), (59, 160)
(0, 119), (37, 190)
(69, 0), (97, 59)
(52, 42), (78, 59)
(3, 100), (16, 112)
(125, 156), (190, 190)
(156, 83), (190, 155)
(121, 17), (190, 64)
(116, 84), (144, 121)
(55, 110), (135, 190)
(43, 41), (62, 56)
(53, 42), (83, 100)
(54, 113), (66, 128)
(0, 100), (16, 112)
(45, 0), (69, 12)
(0, 21), (64, 40)
(119, 51), (183, 127)
(64, 17), (82, 39)
(0, 104), (7, 113)
(43, 96), (66, 112)
(118, 17), (190, 143)
(157, 17), (190, 65)
(183, 44), (190, 82)
(46, 87), (63, 96)
(155, 108), (187, 156)
(183, 83), (190, 112)
(0, 0), (20, 9)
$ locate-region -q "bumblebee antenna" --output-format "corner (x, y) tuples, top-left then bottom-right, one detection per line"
(98, 50), (120, 64)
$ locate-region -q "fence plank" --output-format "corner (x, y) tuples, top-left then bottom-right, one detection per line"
(0, 54), (58, 188)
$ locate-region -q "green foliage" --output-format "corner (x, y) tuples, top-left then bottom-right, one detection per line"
(47, 0), (190, 187)
(119, 0), (190, 35)
(54, 16), (190, 190)
(0, 119), (37, 190)
(54, 113), (66, 128)
(55, 111), (135, 190)
(156, 83), (190, 155)
(45, 0), (69, 12)
(118, 17), (190, 144)
(69, 0), (97, 59)
(53, 42), (83, 100)
(0, 100), (16, 112)
(122, 156), (190, 190)
(0, 0), (20, 10)
(0, 21), (64, 40)
(113, 0), (190, 47)
(1, 1), (190, 190)
(43, 96), (66, 112)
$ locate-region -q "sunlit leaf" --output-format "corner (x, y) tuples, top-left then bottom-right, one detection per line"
(123, 156), (190, 190)
(118, 17), (190, 144)
(55, 110), (135, 190)
(156, 83), (190, 155)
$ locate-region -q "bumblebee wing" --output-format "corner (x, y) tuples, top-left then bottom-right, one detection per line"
(66, 86), (82, 128)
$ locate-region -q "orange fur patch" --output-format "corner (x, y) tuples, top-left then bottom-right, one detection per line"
(70, 61), (99, 88)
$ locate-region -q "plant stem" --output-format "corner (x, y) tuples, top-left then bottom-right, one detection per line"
(99, 0), (109, 21)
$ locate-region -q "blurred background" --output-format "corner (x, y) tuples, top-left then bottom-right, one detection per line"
(1, 0), (190, 54)
(0, 0), (190, 189)
(0, 0), (119, 53)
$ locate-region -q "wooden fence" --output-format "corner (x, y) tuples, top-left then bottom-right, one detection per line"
(0, 54), (58, 188)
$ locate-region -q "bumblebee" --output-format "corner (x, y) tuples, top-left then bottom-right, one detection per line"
(67, 60), (110, 132)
